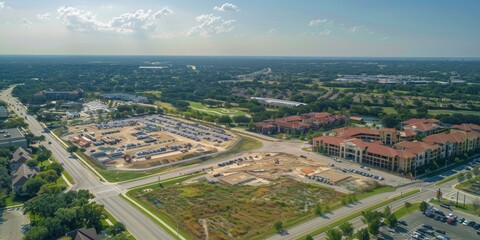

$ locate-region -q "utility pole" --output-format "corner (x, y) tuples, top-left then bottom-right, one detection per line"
(456, 191), (459, 207)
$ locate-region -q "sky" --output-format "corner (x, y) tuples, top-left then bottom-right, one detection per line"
(0, 0), (479, 57)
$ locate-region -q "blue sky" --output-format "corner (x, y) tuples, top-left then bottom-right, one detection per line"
(0, 0), (479, 56)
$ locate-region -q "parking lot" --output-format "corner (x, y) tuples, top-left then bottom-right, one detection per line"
(64, 115), (238, 168)
(379, 209), (480, 239)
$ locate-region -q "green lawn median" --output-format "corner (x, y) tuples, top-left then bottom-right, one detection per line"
(296, 189), (420, 240)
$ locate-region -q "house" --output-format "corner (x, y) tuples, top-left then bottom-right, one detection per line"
(62, 227), (99, 240)
(0, 128), (28, 148)
(11, 163), (39, 193)
(9, 147), (32, 172)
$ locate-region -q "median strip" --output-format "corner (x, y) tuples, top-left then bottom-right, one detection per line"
(296, 189), (420, 240)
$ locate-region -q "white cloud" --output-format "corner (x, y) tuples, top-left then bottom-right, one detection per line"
(153, 7), (173, 19)
(187, 14), (236, 37)
(22, 18), (32, 28)
(309, 19), (333, 26)
(37, 12), (52, 21)
(267, 28), (277, 34)
(56, 6), (172, 34)
(345, 25), (367, 33)
(213, 3), (240, 12)
(381, 36), (390, 41)
(0, 2), (5, 10)
(317, 29), (331, 36)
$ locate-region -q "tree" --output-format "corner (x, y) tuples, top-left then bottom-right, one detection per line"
(107, 222), (127, 236)
(382, 114), (399, 128)
(404, 202), (412, 210)
(472, 198), (480, 213)
(383, 205), (392, 217)
(339, 221), (354, 237)
(218, 115), (233, 126)
(22, 177), (47, 196)
(385, 214), (398, 228)
(38, 183), (63, 195)
(466, 172), (473, 179)
(274, 221), (283, 233)
(67, 145), (79, 154)
(473, 165), (480, 175)
(314, 203), (322, 216)
(26, 159), (39, 167)
(38, 169), (59, 183)
(46, 163), (64, 176)
(368, 219), (381, 235)
(326, 228), (343, 240)
(457, 172), (466, 183)
(36, 148), (52, 163)
(23, 226), (49, 240)
(357, 228), (370, 240)
(305, 235), (314, 240)
(419, 201), (429, 213)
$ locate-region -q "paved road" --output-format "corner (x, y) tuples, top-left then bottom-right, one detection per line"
(0, 207), (30, 240)
(1, 88), (177, 240)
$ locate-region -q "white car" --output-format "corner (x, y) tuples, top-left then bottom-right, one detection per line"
(463, 220), (469, 225)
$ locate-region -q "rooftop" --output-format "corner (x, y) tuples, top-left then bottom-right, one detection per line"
(0, 128), (25, 140)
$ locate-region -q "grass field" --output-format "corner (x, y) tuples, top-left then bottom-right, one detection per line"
(188, 101), (248, 116)
(456, 174), (480, 195)
(130, 178), (344, 240)
(428, 109), (480, 116)
(432, 199), (480, 216)
(154, 101), (177, 111)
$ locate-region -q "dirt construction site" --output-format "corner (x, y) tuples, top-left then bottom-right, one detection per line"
(64, 115), (238, 168)
(208, 152), (383, 193)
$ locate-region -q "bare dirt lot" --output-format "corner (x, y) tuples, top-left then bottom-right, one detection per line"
(64, 116), (238, 168)
(209, 152), (380, 192)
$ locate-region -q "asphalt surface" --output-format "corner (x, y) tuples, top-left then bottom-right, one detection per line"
(398, 211), (480, 240)
(0, 207), (30, 240)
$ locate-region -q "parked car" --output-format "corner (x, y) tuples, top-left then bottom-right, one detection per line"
(421, 224), (433, 230)
(435, 229), (446, 234)
(398, 220), (407, 225)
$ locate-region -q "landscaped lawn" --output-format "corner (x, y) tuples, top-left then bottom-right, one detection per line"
(188, 101), (249, 116)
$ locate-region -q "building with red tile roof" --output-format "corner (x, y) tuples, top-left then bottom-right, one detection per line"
(401, 118), (444, 136)
(332, 127), (416, 145)
(450, 123), (480, 133)
(313, 135), (418, 172)
(255, 112), (346, 135)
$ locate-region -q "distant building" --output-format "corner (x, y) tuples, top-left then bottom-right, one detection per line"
(82, 101), (110, 114)
(401, 118), (444, 136)
(101, 93), (148, 103)
(0, 128), (27, 148)
(62, 227), (99, 240)
(66, 111), (81, 119)
(32, 89), (84, 104)
(251, 97), (307, 108)
(255, 112), (346, 135)
(11, 163), (39, 194)
(0, 105), (9, 119)
(332, 127), (416, 145)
